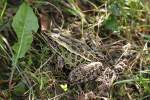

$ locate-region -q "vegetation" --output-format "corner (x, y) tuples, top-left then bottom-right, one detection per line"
(0, 0), (150, 99)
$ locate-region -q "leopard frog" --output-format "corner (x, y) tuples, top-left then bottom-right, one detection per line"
(42, 31), (105, 68)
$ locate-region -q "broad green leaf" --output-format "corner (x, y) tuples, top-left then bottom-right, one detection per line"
(12, 2), (39, 64)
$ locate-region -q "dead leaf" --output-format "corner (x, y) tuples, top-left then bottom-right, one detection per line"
(39, 13), (50, 31)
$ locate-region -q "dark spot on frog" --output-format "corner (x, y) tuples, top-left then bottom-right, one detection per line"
(77, 55), (81, 60)
(79, 48), (84, 53)
(88, 54), (94, 60)
(71, 45), (77, 51)
(71, 58), (75, 63)
(64, 53), (68, 58)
